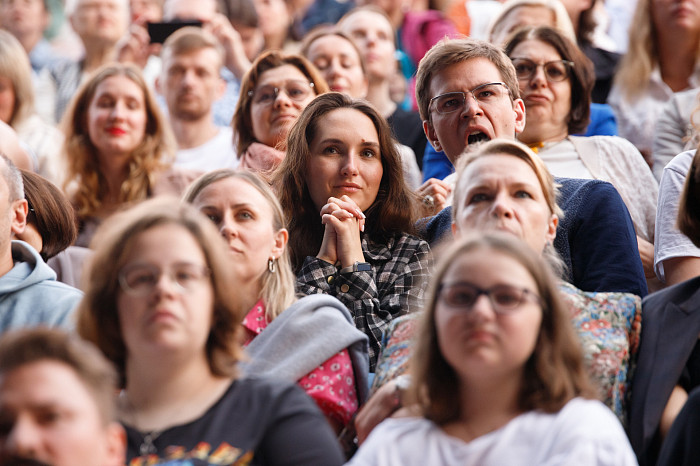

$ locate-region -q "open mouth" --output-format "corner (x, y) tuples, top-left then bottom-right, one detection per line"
(467, 131), (490, 145)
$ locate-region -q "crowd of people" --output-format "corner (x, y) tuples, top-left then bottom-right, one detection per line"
(0, 0), (699, 464)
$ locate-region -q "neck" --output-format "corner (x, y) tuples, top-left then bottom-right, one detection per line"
(82, 42), (116, 73)
(18, 32), (43, 55)
(447, 373), (522, 442)
(517, 122), (568, 146)
(657, 29), (699, 92)
(122, 352), (230, 431)
(0, 243), (15, 278)
(98, 156), (130, 208)
(366, 80), (397, 119)
(171, 116), (220, 150)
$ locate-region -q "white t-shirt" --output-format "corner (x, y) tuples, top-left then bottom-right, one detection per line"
(348, 398), (637, 466)
(537, 138), (595, 180)
(174, 127), (238, 172)
(654, 149), (700, 282)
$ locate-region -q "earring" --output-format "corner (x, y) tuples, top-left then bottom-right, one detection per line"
(268, 258), (276, 273)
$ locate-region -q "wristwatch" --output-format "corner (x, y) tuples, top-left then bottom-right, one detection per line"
(339, 261), (371, 274)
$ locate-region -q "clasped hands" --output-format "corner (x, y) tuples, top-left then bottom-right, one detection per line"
(316, 196), (367, 268)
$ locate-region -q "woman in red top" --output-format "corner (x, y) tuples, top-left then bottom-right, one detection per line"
(184, 169), (369, 434)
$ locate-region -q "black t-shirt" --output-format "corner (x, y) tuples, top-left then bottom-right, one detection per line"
(387, 107), (428, 169)
(123, 377), (345, 465)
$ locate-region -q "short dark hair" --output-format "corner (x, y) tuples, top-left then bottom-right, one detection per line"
(21, 170), (78, 261)
(504, 25), (594, 135)
(273, 92), (419, 270)
(0, 328), (119, 424)
(409, 232), (595, 425)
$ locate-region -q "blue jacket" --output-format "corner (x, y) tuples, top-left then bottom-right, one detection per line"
(0, 241), (82, 333)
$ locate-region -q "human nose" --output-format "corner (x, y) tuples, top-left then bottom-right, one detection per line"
(459, 92), (482, 118)
(529, 64), (548, 87)
(4, 416), (42, 459)
(219, 212), (237, 240)
(341, 154), (359, 177)
(491, 192), (514, 218)
(272, 88), (293, 108)
(109, 101), (127, 120)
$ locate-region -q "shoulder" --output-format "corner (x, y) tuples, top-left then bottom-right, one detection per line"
(666, 149), (696, 174)
(643, 276), (700, 308)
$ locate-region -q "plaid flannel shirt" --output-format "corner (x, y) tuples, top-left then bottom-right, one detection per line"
(296, 233), (432, 371)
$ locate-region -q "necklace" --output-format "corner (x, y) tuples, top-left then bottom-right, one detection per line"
(119, 390), (164, 457)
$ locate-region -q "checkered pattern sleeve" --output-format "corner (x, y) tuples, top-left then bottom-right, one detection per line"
(296, 234), (432, 371)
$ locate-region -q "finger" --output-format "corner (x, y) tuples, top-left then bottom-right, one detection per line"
(328, 196), (364, 219)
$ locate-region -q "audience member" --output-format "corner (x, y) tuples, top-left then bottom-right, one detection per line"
(45, 0), (130, 123)
(232, 50), (328, 175)
(630, 148), (700, 465)
(253, 0), (294, 52)
(0, 328), (126, 466)
(414, 37), (646, 296)
(76, 197), (345, 464)
(274, 92), (432, 370)
(0, 154), (82, 334)
(157, 27), (238, 171)
(218, 0), (265, 62)
(652, 87), (700, 180)
(61, 63), (194, 247)
(503, 25), (657, 283)
(609, 0), (700, 163)
(348, 232), (637, 465)
(0, 30), (64, 181)
(184, 169), (369, 435)
(0, 121), (34, 172)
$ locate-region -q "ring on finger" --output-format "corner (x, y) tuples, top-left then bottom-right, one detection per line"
(423, 194), (435, 208)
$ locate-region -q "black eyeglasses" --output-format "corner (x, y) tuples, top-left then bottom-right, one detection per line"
(429, 82), (510, 115)
(438, 282), (541, 314)
(511, 58), (573, 82)
(248, 80), (315, 106)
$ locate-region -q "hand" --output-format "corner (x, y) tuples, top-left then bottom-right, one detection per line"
(416, 178), (452, 218)
(116, 22), (159, 69)
(316, 196), (365, 267)
(354, 379), (404, 445)
(205, 13), (252, 80)
(637, 235), (655, 279)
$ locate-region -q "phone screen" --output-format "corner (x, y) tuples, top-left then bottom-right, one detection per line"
(147, 20), (203, 44)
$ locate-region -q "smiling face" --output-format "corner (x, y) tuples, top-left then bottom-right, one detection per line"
(191, 176), (286, 292)
(509, 39), (571, 144)
(249, 64), (316, 149)
(423, 58), (526, 164)
(305, 108), (384, 212)
(338, 10), (396, 81)
(305, 35), (368, 98)
(0, 360), (124, 466)
(453, 154), (557, 253)
(87, 75), (148, 161)
(116, 223), (214, 359)
(435, 247), (542, 383)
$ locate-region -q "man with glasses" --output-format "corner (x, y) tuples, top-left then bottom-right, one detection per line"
(416, 37), (646, 297)
(157, 27), (238, 172)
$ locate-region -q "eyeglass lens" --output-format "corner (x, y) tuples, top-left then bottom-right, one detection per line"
(251, 80), (314, 105)
(119, 263), (209, 296)
(439, 282), (537, 313)
(432, 82), (509, 115)
(511, 58), (570, 82)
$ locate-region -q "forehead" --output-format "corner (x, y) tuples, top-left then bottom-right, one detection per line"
(257, 64), (308, 86)
(92, 75), (144, 100)
(125, 223), (206, 263)
(510, 39), (561, 60)
(195, 177), (272, 210)
(340, 11), (392, 35)
(0, 360), (100, 416)
(77, 0), (124, 10)
(503, 5), (556, 29)
(313, 107), (378, 140)
(164, 47), (221, 69)
(163, 0), (215, 20)
(307, 35), (361, 60)
(461, 154), (543, 190)
(443, 247), (536, 288)
(429, 58), (506, 97)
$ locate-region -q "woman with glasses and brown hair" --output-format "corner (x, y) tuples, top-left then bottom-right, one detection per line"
(232, 50), (329, 176)
(504, 25), (659, 289)
(76, 197), (345, 465)
(348, 232), (637, 465)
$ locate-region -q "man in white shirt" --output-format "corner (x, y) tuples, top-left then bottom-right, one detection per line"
(157, 27), (238, 172)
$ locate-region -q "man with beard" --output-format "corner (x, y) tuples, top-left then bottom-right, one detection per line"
(0, 328), (125, 466)
(157, 27), (238, 172)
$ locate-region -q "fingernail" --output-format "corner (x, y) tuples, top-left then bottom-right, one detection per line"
(356, 209), (366, 219)
(361, 223), (365, 232)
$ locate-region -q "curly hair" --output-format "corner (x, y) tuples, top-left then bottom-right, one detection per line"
(273, 92), (419, 271)
(61, 63), (175, 219)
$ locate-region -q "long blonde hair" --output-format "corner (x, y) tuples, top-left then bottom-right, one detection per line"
(61, 63), (175, 219)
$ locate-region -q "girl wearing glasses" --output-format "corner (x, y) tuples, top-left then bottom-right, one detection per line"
(504, 26), (659, 289)
(76, 197), (345, 465)
(349, 232), (637, 465)
(232, 50), (329, 176)
(274, 92), (431, 371)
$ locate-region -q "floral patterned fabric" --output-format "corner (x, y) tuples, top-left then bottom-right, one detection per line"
(371, 282), (642, 424)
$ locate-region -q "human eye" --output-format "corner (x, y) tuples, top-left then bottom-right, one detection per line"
(490, 286), (523, 309)
(255, 86), (276, 103)
(473, 86), (498, 101)
(174, 266), (200, 284)
(361, 148), (377, 158)
(124, 266), (157, 288)
(443, 284), (477, 307)
(467, 192), (490, 203)
(96, 96), (114, 108)
(287, 86), (307, 99)
(322, 145), (340, 155)
(513, 60), (534, 78)
(545, 62), (567, 80)
(313, 58), (330, 70)
(36, 408), (63, 426)
(437, 93), (463, 112)
(236, 209), (254, 220)
(126, 98), (141, 110)
(514, 190), (533, 199)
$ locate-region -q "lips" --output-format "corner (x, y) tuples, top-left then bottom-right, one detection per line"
(524, 93), (550, 104)
(106, 127), (127, 136)
(335, 183), (362, 193)
(148, 308), (178, 325)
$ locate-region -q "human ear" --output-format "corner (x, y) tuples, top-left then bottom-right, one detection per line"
(271, 228), (289, 259)
(9, 199), (27, 237)
(513, 99), (526, 135)
(423, 120), (442, 152)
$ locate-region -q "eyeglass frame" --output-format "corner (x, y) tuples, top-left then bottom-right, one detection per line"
(428, 82), (512, 116)
(437, 281), (542, 314)
(247, 80), (316, 106)
(510, 57), (574, 82)
(118, 262), (212, 297)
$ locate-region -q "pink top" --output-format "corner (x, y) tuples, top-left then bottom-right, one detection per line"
(242, 300), (358, 427)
